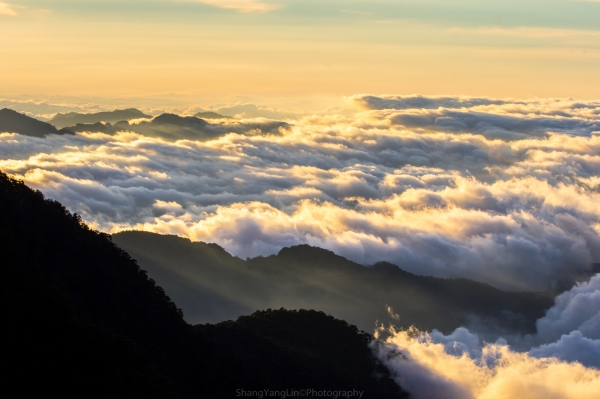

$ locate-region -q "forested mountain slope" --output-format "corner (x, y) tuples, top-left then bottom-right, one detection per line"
(0, 172), (407, 399)
(114, 231), (554, 334)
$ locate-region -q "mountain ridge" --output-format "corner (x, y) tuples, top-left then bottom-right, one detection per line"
(49, 108), (151, 128)
(194, 111), (232, 119)
(113, 230), (555, 334)
(0, 108), (72, 137)
(1, 109), (288, 142)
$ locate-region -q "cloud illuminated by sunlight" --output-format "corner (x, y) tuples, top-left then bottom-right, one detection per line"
(2, 95), (600, 292)
(0, 2), (17, 16)
(373, 328), (600, 399)
(185, 0), (277, 12)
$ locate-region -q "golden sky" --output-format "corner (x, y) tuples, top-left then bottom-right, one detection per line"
(1, 0), (599, 107)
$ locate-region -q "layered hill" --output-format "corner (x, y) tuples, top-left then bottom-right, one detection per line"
(49, 108), (151, 128)
(0, 171), (408, 399)
(194, 111), (232, 119)
(113, 231), (555, 334)
(2, 109), (288, 142)
(115, 113), (222, 141)
(60, 112), (287, 141)
(47, 114), (217, 140)
(0, 108), (72, 137)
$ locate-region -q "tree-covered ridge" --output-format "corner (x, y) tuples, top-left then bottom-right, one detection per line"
(114, 231), (554, 335)
(196, 309), (407, 398)
(0, 220), (175, 398)
(0, 171), (408, 399)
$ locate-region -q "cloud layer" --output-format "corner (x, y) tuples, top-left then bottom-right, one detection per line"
(374, 273), (600, 398)
(373, 327), (600, 399)
(1, 95), (600, 291)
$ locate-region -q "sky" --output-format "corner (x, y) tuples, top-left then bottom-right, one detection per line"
(1, 0), (600, 108)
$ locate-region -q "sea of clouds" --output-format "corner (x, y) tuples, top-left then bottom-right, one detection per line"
(2, 95), (600, 292)
(2, 93), (600, 397)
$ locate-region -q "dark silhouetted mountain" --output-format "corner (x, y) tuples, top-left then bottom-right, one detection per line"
(195, 308), (405, 398)
(60, 113), (288, 142)
(62, 121), (118, 135)
(0, 108), (72, 137)
(0, 171), (408, 399)
(152, 113), (209, 128)
(113, 231), (555, 334)
(1, 221), (175, 398)
(194, 111), (232, 119)
(131, 113), (289, 140)
(50, 108), (151, 128)
(112, 114), (225, 142)
(59, 114), (217, 140)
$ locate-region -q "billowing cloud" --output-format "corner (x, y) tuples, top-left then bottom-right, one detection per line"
(348, 94), (600, 118)
(351, 95), (600, 141)
(536, 274), (600, 342)
(373, 327), (600, 399)
(529, 330), (600, 368)
(348, 94), (508, 111)
(372, 273), (600, 398)
(1, 95), (600, 292)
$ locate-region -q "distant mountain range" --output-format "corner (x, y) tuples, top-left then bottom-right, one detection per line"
(62, 113), (224, 141)
(1, 108), (287, 142)
(0, 171), (408, 398)
(49, 108), (151, 128)
(63, 121), (117, 135)
(113, 231), (554, 335)
(0, 108), (72, 137)
(115, 113), (227, 141)
(194, 111), (232, 119)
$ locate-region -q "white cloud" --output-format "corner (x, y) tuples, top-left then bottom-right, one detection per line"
(536, 274), (600, 342)
(372, 272), (600, 398)
(373, 326), (600, 399)
(530, 330), (600, 368)
(2, 95), (600, 292)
